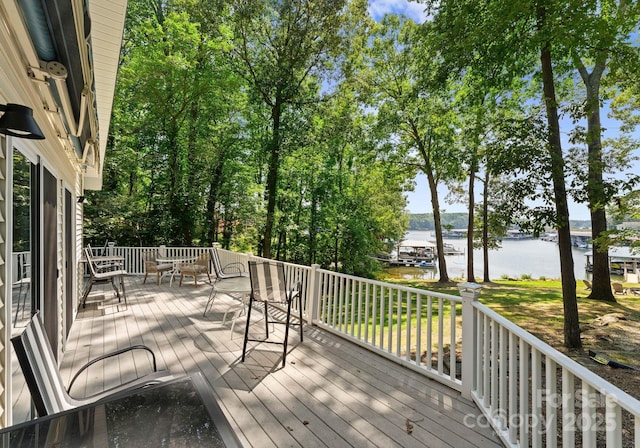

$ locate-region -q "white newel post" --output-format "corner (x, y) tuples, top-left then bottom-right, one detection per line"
(306, 264), (321, 325)
(458, 282), (482, 400)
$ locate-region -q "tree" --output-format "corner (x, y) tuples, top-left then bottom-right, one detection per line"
(425, 0), (583, 348)
(562, 0), (640, 301)
(229, 0), (349, 258)
(364, 15), (464, 282)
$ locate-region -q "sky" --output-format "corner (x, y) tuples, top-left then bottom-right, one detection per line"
(368, 0), (428, 23)
(367, 0), (638, 222)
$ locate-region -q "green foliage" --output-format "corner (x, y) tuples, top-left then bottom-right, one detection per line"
(83, 0), (639, 284)
(408, 213), (468, 231)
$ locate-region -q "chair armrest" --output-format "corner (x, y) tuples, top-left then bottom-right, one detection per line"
(95, 261), (124, 272)
(67, 345), (158, 394)
(288, 281), (301, 301)
(222, 262), (245, 274)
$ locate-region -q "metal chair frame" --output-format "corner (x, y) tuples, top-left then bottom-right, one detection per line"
(11, 312), (174, 417)
(242, 260), (303, 367)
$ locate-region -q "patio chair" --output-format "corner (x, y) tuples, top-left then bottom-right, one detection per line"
(81, 248), (127, 308)
(142, 250), (173, 285)
(178, 253), (211, 286)
(210, 247), (246, 280)
(85, 243), (122, 271)
(583, 279), (592, 290)
(612, 282), (627, 294)
(11, 311), (176, 417)
(242, 261), (303, 367)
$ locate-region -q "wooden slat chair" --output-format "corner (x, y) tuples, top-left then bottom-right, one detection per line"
(242, 261), (303, 367)
(142, 250), (173, 285)
(583, 279), (592, 290)
(210, 247), (245, 280)
(81, 247), (127, 308)
(178, 253), (211, 286)
(11, 312), (175, 417)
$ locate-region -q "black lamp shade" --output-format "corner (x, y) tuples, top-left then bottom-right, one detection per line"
(0, 103), (45, 139)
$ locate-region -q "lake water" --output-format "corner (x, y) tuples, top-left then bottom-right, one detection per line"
(397, 230), (591, 281)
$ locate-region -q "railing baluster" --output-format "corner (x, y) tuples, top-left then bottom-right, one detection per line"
(437, 297), (444, 375)
(562, 367), (576, 447)
(499, 326), (508, 432)
(546, 357), (557, 448)
(582, 383), (597, 448)
(483, 315), (490, 408)
(491, 315), (498, 419)
(426, 295), (433, 371)
(508, 331), (517, 444)
(415, 293), (422, 367)
(450, 299), (457, 382)
(519, 340), (530, 448)
(405, 291), (412, 362)
(605, 395), (622, 447)
(531, 348), (542, 448)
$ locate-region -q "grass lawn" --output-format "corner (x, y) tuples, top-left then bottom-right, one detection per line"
(378, 276), (640, 367)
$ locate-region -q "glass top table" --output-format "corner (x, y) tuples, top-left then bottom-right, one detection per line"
(0, 372), (242, 447)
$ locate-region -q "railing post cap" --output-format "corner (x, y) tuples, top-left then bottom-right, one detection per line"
(457, 282), (482, 300)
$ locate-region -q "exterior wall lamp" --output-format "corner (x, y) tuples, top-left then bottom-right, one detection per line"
(0, 103), (45, 139)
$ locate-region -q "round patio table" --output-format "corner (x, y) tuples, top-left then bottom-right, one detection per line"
(156, 255), (196, 286)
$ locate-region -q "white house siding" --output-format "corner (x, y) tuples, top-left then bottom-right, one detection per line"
(0, 0), (127, 426)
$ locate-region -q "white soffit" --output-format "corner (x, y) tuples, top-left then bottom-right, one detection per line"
(87, 0), (127, 188)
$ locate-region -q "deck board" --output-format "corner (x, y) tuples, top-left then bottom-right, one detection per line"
(50, 276), (503, 448)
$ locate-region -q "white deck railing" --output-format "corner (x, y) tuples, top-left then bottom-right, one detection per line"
(110, 245), (640, 447)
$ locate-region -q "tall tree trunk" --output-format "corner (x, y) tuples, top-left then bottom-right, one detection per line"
(424, 164), (449, 282)
(206, 158), (225, 245)
(466, 162), (476, 283)
(576, 61), (616, 302)
(482, 170), (490, 282)
(538, 6), (582, 349)
(263, 99), (282, 259)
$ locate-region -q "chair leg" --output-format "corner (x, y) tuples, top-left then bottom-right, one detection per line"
(264, 301), (269, 338)
(81, 279), (94, 308)
(120, 275), (127, 306)
(298, 294), (304, 342)
(204, 287), (217, 317)
(143, 273), (149, 284)
(282, 301), (293, 367)
(241, 298), (254, 362)
(111, 278), (122, 302)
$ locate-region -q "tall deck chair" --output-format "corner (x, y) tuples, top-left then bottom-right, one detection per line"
(210, 247), (246, 280)
(85, 243), (122, 271)
(203, 248), (247, 316)
(242, 261), (303, 367)
(11, 312), (175, 417)
(178, 253), (211, 286)
(81, 248), (127, 308)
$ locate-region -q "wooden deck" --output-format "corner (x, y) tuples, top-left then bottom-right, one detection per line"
(52, 276), (502, 447)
